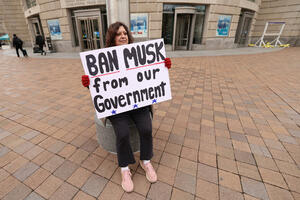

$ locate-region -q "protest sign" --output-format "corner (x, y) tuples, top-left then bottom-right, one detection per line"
(80, 39), (172, 119)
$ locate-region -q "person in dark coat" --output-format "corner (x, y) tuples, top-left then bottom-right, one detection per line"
(35, 34), (46, 55)
(12, 34), (27, 57)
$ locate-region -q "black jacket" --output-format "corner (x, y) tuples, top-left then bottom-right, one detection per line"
(35, 35), (45, 46)
(13, 36), (23, 48)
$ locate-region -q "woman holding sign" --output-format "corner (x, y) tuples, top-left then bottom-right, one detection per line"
(82, 21), (171, 193)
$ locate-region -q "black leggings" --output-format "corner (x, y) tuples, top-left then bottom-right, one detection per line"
(16, 46), (25, 57)
(39, 44), (45, 55)
(108, 106), (153, 167)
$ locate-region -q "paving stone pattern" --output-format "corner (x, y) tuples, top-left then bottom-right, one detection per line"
(0, 48), (300, 199)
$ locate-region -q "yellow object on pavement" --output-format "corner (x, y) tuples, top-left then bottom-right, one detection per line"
(280, 44), (290, 47)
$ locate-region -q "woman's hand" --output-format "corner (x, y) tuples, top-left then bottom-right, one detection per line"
(81, 75), (90, 88)
(164, 58), (171, 69)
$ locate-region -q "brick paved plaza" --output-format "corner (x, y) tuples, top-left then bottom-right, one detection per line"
(0, 48), (300, 200)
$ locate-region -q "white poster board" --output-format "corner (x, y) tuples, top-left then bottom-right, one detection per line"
(80, 39), (172, 119)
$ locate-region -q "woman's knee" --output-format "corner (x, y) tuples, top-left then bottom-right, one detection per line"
(140, 124), (152, 138)
(116, 130), (130, 143)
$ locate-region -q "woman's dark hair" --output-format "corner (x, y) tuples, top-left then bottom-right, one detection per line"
(105, 21), (133, 47)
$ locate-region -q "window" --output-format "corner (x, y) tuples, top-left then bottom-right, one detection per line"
(26, 0), (36, 9)
(71, 16), (79, 46)
(193, 14), (205, 44)
(101, 9), (107, 45)
(162, 12), (174, 44)
(193, 5), (205, 44)
(162, 4), (206, 45)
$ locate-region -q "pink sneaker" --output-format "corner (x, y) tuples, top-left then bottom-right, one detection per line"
(139, 161), (157, 183)
(121, 169), (134, 192)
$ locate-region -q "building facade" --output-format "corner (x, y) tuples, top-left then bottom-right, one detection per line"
(0, 0), (299, 52)
(251, 0), (300, 46)
(0, 0), (31, 45)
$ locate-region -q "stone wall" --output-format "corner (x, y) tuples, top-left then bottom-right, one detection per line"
(252, 0), (300, 46)
(4, 0), (300, 51)
(130, 0), (163, 41)
(21, 0), (261, 51)
(201, 0), (259, 49)
(203, 4), (241, 49)
(0, 0), (31, 46)
(36, 0), (107, 51)
(60, 0), (105, 8)
(160, 0), (259, 50)
(36, 0), (72, 51)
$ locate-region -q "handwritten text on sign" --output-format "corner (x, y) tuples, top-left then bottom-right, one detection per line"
(80, 39), (172, 119)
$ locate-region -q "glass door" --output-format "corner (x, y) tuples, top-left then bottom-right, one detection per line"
(91, 18), (101, 49)
(235, 11), (253, 46)
(78, 17), (101, 51)
(239, 16), (252, 45)
(175, 14), (192, 50)
(74, 9), (104, 51)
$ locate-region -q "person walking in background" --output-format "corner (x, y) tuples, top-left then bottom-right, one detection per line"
(12, 34), (27, 57)
(35, 34), (46, 55)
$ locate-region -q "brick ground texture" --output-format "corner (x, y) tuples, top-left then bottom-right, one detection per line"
(0, 48), (300, 199)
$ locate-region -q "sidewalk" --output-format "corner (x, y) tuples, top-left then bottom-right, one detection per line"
(0, 47), (300, 200)
(0, 45), (283, 59)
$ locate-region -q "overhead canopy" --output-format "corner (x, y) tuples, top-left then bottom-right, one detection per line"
(0, 34), (9, 40)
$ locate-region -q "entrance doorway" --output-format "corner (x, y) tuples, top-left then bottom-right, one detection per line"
(172, 7), (196, 50)
(235, 10), (254, 46)
(28, 17), (44, 44)
(74, 9), (105, 51)
(77, 18), (101, 50)
(175, 14), (192, 50)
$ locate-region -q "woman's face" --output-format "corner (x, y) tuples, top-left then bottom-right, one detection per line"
(114, 26), (129, 46)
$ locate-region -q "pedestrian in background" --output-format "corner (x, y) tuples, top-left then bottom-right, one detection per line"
(12, 34), (27, 57)
(35, 34), (46, 55)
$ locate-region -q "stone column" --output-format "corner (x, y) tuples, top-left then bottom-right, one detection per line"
(106, 0), (130, 28)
